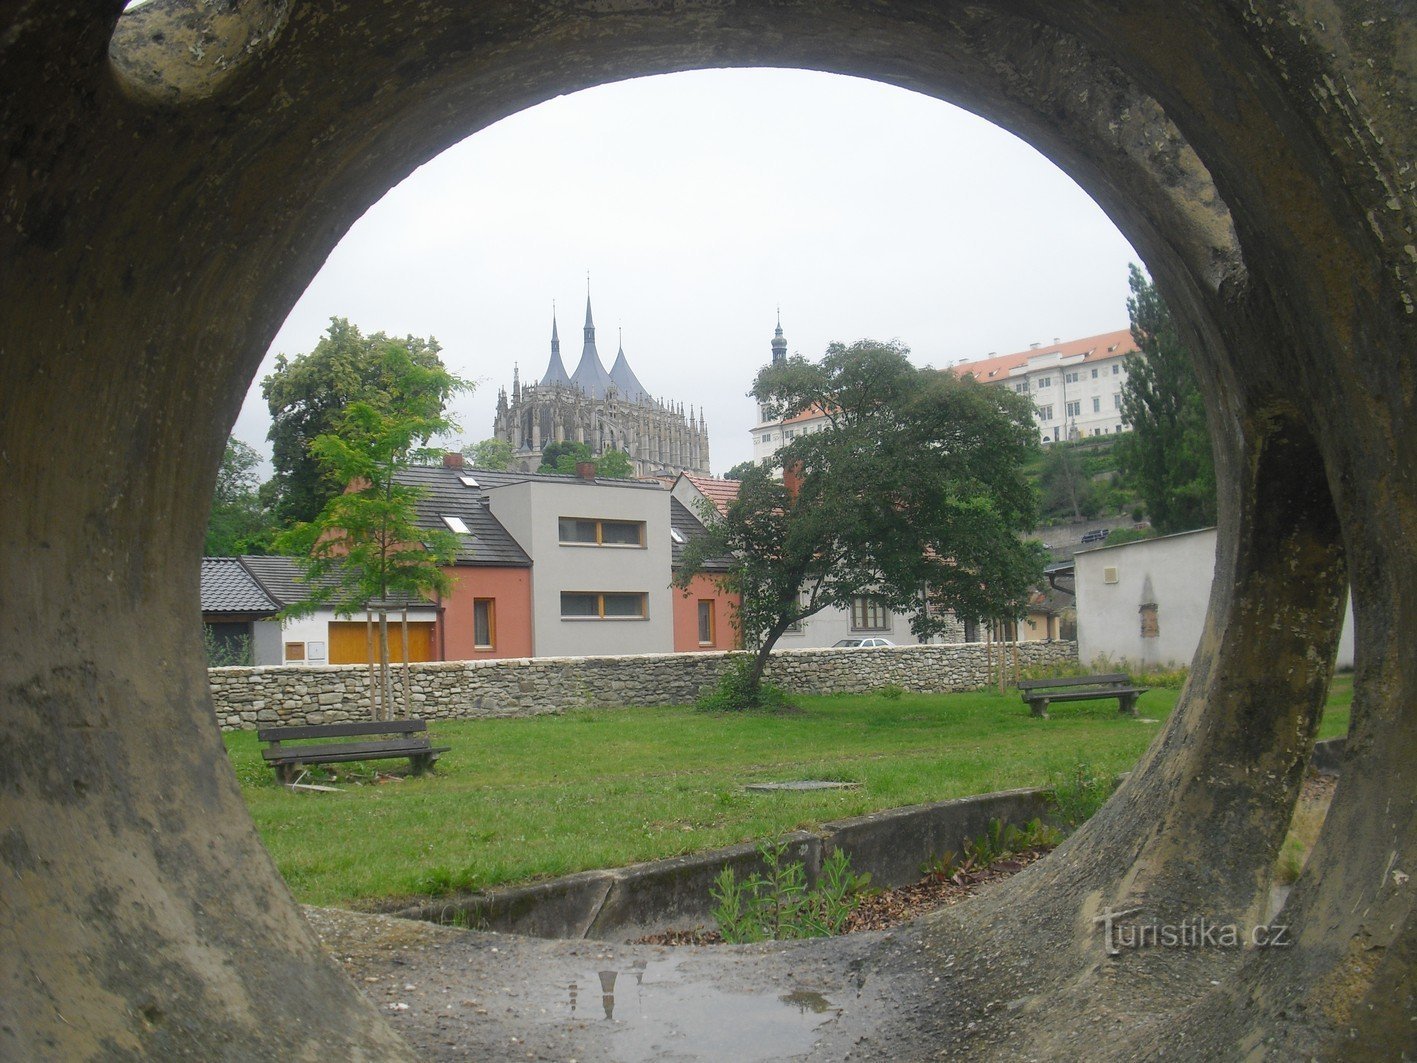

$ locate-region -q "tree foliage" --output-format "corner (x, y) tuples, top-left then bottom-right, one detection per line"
(460, 437), (516, 471)
(677, 339), (1046, 703)
(722, 460), (757, 481)
(274, 344), (468, 717)
(536, 440), (634, 478)
(262, 317), (450, 526)
(205, 437), (275, 555)
(1116, 265), (1217, 534)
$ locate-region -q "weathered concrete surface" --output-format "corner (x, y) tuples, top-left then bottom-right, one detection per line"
(396, 788), (1053, 941)
(1, 0), (1410, 1057)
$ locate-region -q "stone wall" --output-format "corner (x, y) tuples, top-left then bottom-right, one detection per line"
(209, 641), (1077, 730)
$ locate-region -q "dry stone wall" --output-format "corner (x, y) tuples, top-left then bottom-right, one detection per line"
(209, 642), (1077, 730)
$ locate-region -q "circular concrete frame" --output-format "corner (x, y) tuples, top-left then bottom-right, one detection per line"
(1, 0), (1412, 1057)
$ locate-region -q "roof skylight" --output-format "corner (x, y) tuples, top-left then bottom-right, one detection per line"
(670, 528), (687, 544)
(442, 515), (471, 534)
(458, 475), (480, 488)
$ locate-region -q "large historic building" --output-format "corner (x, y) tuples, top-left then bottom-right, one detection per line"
(493, 296), (711, 477)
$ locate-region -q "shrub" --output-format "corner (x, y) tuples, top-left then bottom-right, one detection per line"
(711, 841), (870, 943)
(1047, 761), (1116, 830)
(696, 657), (794, 712)
(877, 684), (906, 701)
(924, 817), (1062, 879)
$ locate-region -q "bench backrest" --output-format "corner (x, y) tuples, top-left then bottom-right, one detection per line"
(258, 719), (429, 742)
(1016, 673), (1132, 692)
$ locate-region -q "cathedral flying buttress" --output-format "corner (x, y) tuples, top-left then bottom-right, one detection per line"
(493, 294), (712, 477)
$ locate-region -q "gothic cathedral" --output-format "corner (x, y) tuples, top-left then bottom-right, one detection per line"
(492, 295), (712, 477)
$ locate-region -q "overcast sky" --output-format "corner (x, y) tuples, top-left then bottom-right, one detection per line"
(232, 68), (1140, 475)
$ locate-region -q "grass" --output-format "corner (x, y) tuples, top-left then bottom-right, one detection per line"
(226, 678), (1352, 909)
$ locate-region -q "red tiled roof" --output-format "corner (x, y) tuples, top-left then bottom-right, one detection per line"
(949, 329), (1137, 383)
(683, 473), (741, 516)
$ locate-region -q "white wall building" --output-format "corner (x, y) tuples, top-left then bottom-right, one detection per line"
(485, 471), (675, 657)
(950, 329), (1138, 444)
(1074, 527), (1355, 669)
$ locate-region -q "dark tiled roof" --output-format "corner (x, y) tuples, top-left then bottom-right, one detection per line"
(234, 554), (433, 610)
(393, 465), (533, 566)
(670, 497), (734, 572)
(468, 467), (667, 492)
(201, 558), (279, 615)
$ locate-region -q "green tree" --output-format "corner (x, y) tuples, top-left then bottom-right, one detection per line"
(722, 460), (757, 481)
(274, 344), (469, 719)
(262, 317), (450, 527)
(1116, 265), (1218, 534)
(677, 339), (1046, 704)
(205, 436), (276, 555)
(1037, 442), (1099, 522)
(460, 437), (516, 471)
(537, 439), (593, 474)
(594, 449), (634, 479)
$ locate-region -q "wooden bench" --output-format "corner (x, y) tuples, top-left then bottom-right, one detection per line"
(1017, 673), (1149, 719)
(257, 719), (450, 783)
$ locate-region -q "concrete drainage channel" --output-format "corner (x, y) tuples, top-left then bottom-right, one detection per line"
(392, 786), (1052, 941)
(392, 737), (1347, 942)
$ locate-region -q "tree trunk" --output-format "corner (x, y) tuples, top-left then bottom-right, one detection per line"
(400, 607), (411, 720)
(365, 609), (378, 720)
(377, 611), (392, 723)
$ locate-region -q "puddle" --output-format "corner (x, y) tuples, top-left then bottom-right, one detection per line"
(550, 954), (843, 1061)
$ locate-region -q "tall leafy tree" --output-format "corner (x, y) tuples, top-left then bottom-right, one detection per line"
(1117, 265), (1218, 534)
(262, 317), (450, 526)
(460, 437), (516, 471)
(677, 339), (1046, 702)
(205, 436), (275, 555)
(275, 344), (469, 719)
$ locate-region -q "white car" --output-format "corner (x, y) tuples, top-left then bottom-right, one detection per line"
(832, 637), (896, 648)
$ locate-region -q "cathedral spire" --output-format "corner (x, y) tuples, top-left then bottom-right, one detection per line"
(571, 290), (614, 398)
(538, 309), (572, 389)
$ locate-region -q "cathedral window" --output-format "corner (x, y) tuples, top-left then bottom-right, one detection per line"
(558, 517), (645, 547)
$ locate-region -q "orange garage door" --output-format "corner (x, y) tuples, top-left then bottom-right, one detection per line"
(328, 620), (437, 665)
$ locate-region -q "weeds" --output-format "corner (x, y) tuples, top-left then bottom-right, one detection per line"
(710, 841), (870, 943)
(1047, 761), (1116, 830)
(696, 658), (795, 713)
(877, 684), (906, 701)
(925, 817), (1062, 879)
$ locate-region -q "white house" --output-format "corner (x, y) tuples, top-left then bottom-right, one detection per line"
(1073, 527), (1355, 669)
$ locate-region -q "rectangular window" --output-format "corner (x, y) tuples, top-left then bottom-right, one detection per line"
(784, 429), (794, 439)
(1091, 368), (1099, 379)
(558, 517), (645, 547)
(1014, 381), (1028, 393)
(1113, 364), (1120, 375)
(560, 592), (647, 619)
(1066, 400), (1081, 417)
(761, 433), (773, 443)
(473, 598), (495, 649)
(1065, 371), (1079, 383)
(1092, 396), (1101, 413)
(697, 600), (714, 645)
(1113, 393), (1122, 409)
(1038, 376), (1052, 388)
(851, 596), (889, 631)
(1038, 404), (1054, 420)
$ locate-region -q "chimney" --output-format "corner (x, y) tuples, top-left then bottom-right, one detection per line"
(574, 460), (597, 481)
(1029, 342), (1041, 350)
(782, 461), (804, 502)
(442, 452), (464, 469)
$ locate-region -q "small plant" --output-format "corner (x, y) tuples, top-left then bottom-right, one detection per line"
(923, 817), (1063, 880)
(204, 625), (253, 668)
(1047, 761), (1116, 830)
(696, 658), (795, 713)
(877, 684), (906, 701)
(710, 841), (870, 943)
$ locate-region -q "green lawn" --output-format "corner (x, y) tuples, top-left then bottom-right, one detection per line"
(226, 676), (1352, 909)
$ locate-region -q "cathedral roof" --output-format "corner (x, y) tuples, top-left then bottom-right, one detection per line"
(570, 294), (615, 399)
(609, 337), (653, 406)
(538, 313), (573, 389)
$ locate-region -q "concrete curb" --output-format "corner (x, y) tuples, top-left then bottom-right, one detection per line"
(393, 787), (1055, 941)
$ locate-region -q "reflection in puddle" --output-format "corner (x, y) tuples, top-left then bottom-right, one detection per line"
(550, 955), (845, 1062)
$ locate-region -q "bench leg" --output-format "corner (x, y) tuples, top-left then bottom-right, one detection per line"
(274, 762), (297, 785)
(1119, 694), (1138, 717)
(410, 754), (434, 776)
(1031, 698), (1049, 719)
